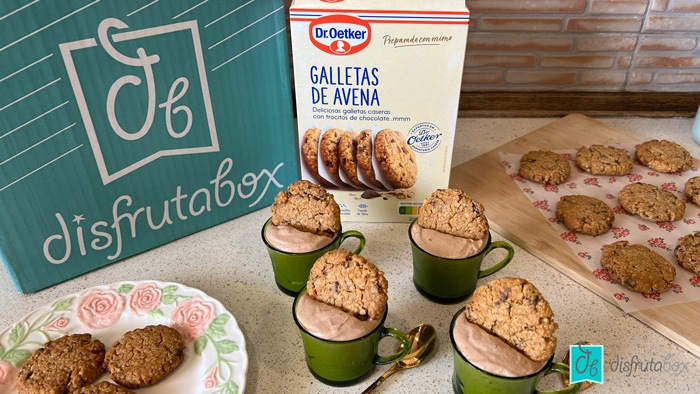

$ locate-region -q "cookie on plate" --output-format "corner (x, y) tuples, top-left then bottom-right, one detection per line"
(270, 180), (341, 237)
(465, 277), (557, 362)
(519, 150), (571, 185)
(417, 188), (489, 239)
(618, 182), (685, 222)
(555, 195), (614, 236)
(374, 129), (417, 189)
(307, 249), (388, 320)
(105, 325), (185, 389)
(338, 131), (366, 189)
(685, 176), (700, 206)
(601, 241), (676, 293)
(635, 139), (692, 173)
(356, 129), (385, 189)
(320, 128), (344, 185)
(675, 232), (700, 274)
(77, 381), (136, 394)
(17, 333), (105, 394)
(575, 144), (633, 176)
(301, 128), (332, 187)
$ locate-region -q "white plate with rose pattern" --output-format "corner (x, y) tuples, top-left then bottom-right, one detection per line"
(0, 281), (247, 393)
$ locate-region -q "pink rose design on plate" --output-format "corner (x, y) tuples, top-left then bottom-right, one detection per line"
(76, 289), (125, 329)
(204, 366), (219, 389)
(42, 316), (69, 331)
(0, 360), (18, 393)
(129, 283), (163, 316)
(171, 297), (216, 342)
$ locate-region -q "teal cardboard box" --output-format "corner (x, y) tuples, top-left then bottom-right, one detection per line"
(0, 1), (298, 292)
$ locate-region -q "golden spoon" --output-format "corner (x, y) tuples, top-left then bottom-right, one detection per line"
(361, 324), (437, 393)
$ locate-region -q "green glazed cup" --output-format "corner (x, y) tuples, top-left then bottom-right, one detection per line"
(292, 289), (411, 386)
(409, 219), (514, 303)
(262, 218), (365, 296)
(450, 307), (581, 394)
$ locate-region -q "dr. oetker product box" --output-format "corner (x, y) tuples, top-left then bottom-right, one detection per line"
(290, 0), (469, 222)
(0, 1), (297, 292)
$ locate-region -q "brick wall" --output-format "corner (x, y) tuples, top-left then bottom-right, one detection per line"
(464, 0), (700, 92)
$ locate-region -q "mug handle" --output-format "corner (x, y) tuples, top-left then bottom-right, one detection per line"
(374, 327), (411, 365)
(339, 230), (366, 255)
(478, 241), (515, 279)
(535, 362), (582, 394)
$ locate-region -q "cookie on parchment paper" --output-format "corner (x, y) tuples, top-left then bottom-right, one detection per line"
(675, 232), (700, 274)
(301, 128), (333, 187)
(77, 381), (136, 394)
(356, 129), (386, 190)
(601, 241), (676, 293)
(464, 277), (558, 362)
(575, 144), (633, 176)
(618, 182), (685, 222)
(338, 130), (367, 189)
(685, 176), (700, 206)
(307, 249), (388, 320)
(270, 180), (341, 237)
(519, 150), (571, 185)
(374, 129), (418, 189)
(105, 325), (185, 389)
(635, 139), (692, 173)
(16, 333), (106, 394)
(417, 188), (489, 240)
(555, 195), (614, 236)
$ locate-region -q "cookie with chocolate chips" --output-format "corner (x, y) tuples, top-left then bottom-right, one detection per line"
(417, 188), (489, 240)
(270, 180), (341, 237)
(555, 195), (614, 236)
(306, 249), (388, 320)
(601, 241), (676, 293)
(635, 139), (692, 173)
(618, 182), (685, 222)
(575, 144), (633, 176)
(675, 232), (700, 274)
(519, 150), (571, 185)
(105, 325), (185, 389)
(374, 129), (417, 189)
(465, 277), (557, 362)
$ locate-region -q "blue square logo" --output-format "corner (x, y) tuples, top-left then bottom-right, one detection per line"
(570, 343), (604, 384)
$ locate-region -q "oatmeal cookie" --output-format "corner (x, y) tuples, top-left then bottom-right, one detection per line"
(635, 139), (692, 173)
(519, 150), (571, 185)
(301, 128), (332, 187)
(575, 145), (633, 176)
(417, 188), (489, 240)
(270, 180), (341, 237)
(307, 249), (388, 320)
(555, 195), (614, 236)
(338, 131), (366, 189)
(374, 129), (418, 189)
(675, 232), (700, 274)
(77, 381), (136, 394)
(105, 325), (185, 389)
(601, 241), (676, 293)
(17, 333), (105, 394)
(356, 129), (385, 189)
(685, 176), (700, 206)
(465, 277), (557, 362)
(320, 128), (344, 184)
(618, 182), (685, 222)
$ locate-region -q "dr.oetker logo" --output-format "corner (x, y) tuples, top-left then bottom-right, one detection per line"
(309, 15), (371, 56)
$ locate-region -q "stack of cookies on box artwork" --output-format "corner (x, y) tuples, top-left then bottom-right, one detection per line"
(519, 139), (699, 295)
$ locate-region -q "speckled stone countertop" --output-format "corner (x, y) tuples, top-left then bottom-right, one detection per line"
(1, 117), (698, 393)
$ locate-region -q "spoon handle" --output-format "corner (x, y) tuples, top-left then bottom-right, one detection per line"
(361, 365), (400, 394)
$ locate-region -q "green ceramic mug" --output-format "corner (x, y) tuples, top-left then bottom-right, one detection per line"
(262, 218), (365, 295)
(292, 289), (411, 386)
(450, 307), (581, 394)
(409, 219), (514, 303)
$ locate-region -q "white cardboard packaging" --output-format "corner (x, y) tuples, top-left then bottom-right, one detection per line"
(290, 0), (469, 222)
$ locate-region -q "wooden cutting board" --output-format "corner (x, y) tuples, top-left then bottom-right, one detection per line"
(449, 113), (700, 357)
